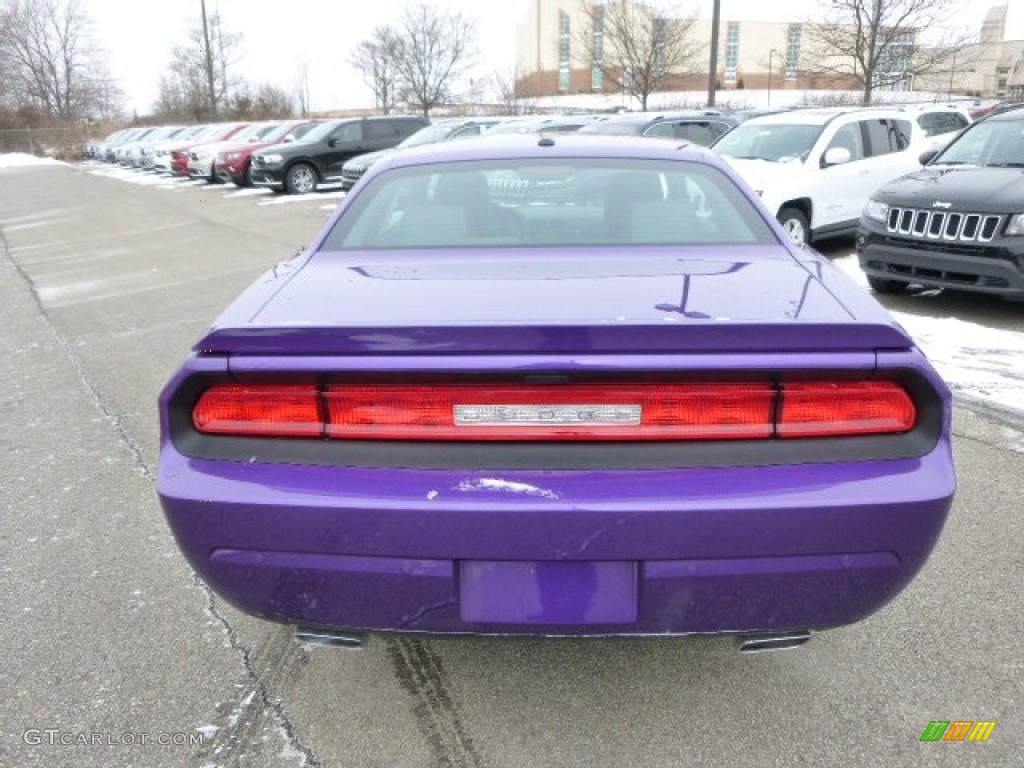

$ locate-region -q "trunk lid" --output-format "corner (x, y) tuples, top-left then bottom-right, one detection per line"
(196, 246), (912, 355)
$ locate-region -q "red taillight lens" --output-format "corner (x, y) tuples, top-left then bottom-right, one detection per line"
(189, 380), (918, 441)
(323, 383), (776, 441)
(193, 385), (322, 436)
(778, 381), (916, 437)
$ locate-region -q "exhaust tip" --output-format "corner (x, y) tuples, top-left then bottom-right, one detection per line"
(736, 630), (811, 654)
(295, 625), (367, 649)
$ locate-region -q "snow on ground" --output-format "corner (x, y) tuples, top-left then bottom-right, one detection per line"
(223, 187), (271, 198)
(79, 162), (205, 189)
(0, 153), (66, 169)
(256, 188), (346, 206)
(76, 160), (348, 204)
(833, 254), (1024, 415)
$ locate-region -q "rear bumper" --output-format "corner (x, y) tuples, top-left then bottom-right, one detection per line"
(158, 349), (955, 637)
(159, 432), (954, 637)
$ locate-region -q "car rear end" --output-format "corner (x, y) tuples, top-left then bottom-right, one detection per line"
(158, 140), (955, 639)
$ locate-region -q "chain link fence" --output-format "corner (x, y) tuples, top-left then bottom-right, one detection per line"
(0, 126), (93, 159)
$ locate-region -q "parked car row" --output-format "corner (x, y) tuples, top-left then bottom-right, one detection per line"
(91, 103), (1017, 299)
(83, 109), (757, 189)
(85, 120), (321, 187)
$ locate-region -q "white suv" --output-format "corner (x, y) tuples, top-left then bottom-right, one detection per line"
(712, 106), (966, 244)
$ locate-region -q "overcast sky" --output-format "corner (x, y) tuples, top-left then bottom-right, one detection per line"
(84, 0), (1022, 116)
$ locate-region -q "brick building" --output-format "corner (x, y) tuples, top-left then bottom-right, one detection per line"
(516, 0), (1021, 100)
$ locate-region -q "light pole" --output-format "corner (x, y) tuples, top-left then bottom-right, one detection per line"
(768, 49), (779, 107)
(708, 0), (721, 107)
(947, 51), (957, 100)
(200, 0), (216, 117)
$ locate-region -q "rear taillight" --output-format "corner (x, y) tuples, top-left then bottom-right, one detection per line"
(193, 385), (321, 436)
(777, 381), (916, 437)
(323, 383), (775, 441)
(190, 380), (917, 441)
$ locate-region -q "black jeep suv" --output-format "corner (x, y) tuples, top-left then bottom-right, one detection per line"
(857, 107), (1024, 300)
(250, 115), (428, 194)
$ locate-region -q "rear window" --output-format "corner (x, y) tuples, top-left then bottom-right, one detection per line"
(577, 120), (648, 135)
(322, 158), (777, 250)
(918, 111), (968, 136)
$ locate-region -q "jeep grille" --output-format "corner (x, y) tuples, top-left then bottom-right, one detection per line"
(886, 207), (1002, 243)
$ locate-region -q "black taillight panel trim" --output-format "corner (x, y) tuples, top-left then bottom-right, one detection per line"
(167, 369), (943, 470)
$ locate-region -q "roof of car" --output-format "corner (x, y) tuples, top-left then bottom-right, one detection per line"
(983, 103), (1024, 120)
(602, 109), (726, 122)
(734, 106), (921, 126)
(380, 133), (723, 169)
(489, 114), (605, 132)
(891, 102), (971, 114)
(322, 114), (427, 125)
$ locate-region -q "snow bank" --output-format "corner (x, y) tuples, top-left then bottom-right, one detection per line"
(834, 254), (1024, 415)
(0, 153), (67, 169)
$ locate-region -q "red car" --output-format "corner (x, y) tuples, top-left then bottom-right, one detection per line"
(216, 121), (321, 186)
(169, 123), (250, 177)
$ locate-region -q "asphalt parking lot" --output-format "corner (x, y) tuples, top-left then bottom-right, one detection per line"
(1, 163), (1021, 767)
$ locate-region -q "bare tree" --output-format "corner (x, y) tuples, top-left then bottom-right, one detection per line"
(294, 56), (311, 117)
(156, 10), (241, 119)
(80, 69), (124, 121)
(349, 25), (403, 114)
(199, 0), (217, 117)
(0, 12), (14, 109)
(804, 0), (977, 104)
(578, 1), (703, 110)
(392, 3), (477, 116)
(490, 66), (523, 113)
(228, 82), (294, 119)
(156, 49), (210, 120)
(0, 0), (122, 119)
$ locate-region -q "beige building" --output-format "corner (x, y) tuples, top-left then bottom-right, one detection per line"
(917, 5), (1024, 97)
(516, 0), (1021, 100)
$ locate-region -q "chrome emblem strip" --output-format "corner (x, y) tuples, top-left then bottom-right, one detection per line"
(454, 404), (642, 426)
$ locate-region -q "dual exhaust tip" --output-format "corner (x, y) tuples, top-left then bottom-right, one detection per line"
(295, 625), (366, 649)
(294, 626), (812, 654)
(736, 630), (812, 654)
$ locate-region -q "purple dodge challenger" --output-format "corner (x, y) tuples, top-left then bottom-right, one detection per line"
(158, 135), (955, 650)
